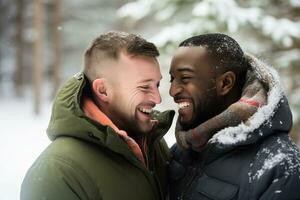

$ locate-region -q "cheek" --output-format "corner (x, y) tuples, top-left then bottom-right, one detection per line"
(186, 84), (202, 101)
(130, 92), (147, 107)
(188, 85), (206, 113)
(122, 90), (143, 111)
(111, 90), (131, 112)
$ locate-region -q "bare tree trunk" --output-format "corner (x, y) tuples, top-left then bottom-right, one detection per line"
(290, 65), (300, 146)
(0, 28), (2, 94)
(33, 0), (44, 114)
(51, 0), (61, 97)
(15, 0), (24, 97)
(0, 2), (3, 93)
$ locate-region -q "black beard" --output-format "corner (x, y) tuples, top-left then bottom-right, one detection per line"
(181, 101), (219, 131)
(181, 116), (207, 131)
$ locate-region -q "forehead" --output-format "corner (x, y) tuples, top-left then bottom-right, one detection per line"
(170, 46), (212, 73)
(117, 53), (162, 82)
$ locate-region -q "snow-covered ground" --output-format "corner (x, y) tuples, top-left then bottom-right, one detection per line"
(0, 84), (176, 200)
(0, 95), (51, 200)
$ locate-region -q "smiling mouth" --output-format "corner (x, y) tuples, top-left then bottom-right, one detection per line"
(137, 107), (159, 128)
(138, 107), (152, 116)
(178, 102), (190, 110)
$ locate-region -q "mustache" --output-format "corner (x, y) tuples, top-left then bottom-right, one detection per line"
(173, 86), (217, 102)
(174, 96), (192, 102)
(138, 101), (156, 107)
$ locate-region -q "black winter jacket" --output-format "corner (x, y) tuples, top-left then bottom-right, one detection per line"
(169, 54), (300, 200)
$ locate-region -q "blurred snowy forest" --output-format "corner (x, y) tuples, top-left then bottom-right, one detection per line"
(0, 0), (299, 199)
(118, 0), (300, 143)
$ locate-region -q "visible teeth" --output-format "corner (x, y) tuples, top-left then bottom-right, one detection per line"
(139, 108), (152, 114)
(178, 102), (190, 109)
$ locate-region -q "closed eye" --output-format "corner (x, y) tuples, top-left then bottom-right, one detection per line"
(139, 85), (150, 90)
(181, 76), (191, 83)
(182, 77), (191, 80)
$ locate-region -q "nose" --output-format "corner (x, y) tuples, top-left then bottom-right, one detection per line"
(151, 87), (162, 104)
(169, 81), (181, 97)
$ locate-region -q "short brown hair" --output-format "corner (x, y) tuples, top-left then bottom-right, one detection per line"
(83, 31), (159, 81)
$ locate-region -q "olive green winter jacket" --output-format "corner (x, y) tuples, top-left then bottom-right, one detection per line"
(21, 73), (175, 200)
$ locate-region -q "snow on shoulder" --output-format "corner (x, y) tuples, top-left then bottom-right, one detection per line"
(249, 137), (300, 181)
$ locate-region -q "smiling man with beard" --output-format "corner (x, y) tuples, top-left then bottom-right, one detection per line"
(21, 31), (174, 200)
(168, 33), (300, 200)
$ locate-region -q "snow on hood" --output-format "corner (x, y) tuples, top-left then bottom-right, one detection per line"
(210, 53), (285, 145)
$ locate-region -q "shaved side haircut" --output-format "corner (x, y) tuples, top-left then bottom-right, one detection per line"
(83, 31), (159, 81)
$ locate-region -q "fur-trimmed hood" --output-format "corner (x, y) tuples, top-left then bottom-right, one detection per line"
(210, 53), (293, 149)
(169, 54), (300, 200)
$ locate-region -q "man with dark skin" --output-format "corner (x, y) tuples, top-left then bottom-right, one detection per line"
(168, 33), (300, 200)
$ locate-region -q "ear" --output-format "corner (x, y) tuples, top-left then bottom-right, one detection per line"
(216, 71), (236, 96)
(92, 78), (109, 102)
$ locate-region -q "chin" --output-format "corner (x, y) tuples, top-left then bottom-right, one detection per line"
(179, 121), (192, 131)
(179, 115), (192, 127)
(180, 116), (200, 131)
(137, 124), (153, 135)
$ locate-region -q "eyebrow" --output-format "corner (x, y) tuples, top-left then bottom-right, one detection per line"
(169, 66), (195, 74)
(138, 76), (162, 84)
(178, 65), (195, 72)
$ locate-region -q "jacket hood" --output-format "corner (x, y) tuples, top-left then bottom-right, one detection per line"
(47, 72), (175, 161)
(209, 53), (293, 149)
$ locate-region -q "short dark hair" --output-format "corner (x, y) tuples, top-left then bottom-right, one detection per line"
(84, 31), (159, 80)
(179, 33), (249, 91)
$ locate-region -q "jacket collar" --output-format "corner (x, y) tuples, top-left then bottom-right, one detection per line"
(47, 73), (175, 168)
(196, 53), (293, 164)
